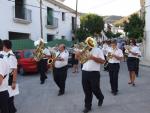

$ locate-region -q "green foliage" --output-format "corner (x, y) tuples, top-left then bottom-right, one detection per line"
(123, 14), (144, 39)
(76, 13), (104, 41)
(105, 31), (114, 39)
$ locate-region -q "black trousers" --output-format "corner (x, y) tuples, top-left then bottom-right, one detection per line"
(108, 63), (120, 93)
(38, 59), (48, 82)
(8, 96), (17, 113)
(0, 91), (9, 113)
(53, 66), (68, 93)
(82, 71), (104, 109)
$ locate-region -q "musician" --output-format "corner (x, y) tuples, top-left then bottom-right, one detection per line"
(107, 40), (123, 95)
(38, 47), (51, 84)
(3, 40), (18, 113)
(53, 44), (69, 96)
(0, 39), (9, 113)
(76, 42), (105, 113)
(127, 39), (141, 86)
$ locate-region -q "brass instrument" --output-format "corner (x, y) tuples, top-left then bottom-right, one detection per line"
(47, 48), (60, 65)
(34, 40), (45, 61)
(107, 52), (113, 59)
(125, 45), (131, 55)
(77, 37), (96, 64)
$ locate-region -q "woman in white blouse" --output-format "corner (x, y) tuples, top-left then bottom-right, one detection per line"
(127, 39), (141, 86)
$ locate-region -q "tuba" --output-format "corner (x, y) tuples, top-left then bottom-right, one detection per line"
(34, 39), (45, 61)
(77, 37), (96, 64)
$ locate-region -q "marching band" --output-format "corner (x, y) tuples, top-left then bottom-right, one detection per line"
(0, 37), (142, 113)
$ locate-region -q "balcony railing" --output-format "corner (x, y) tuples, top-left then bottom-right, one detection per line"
(46, 17), (58, 29)
(13, 6), (32, 24)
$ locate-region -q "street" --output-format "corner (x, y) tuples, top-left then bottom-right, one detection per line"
(15, 62), (150, 113)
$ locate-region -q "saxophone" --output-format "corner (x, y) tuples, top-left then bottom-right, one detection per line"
(34, 40), (45, 61)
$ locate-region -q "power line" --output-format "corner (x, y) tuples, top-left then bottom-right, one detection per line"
(8, 0), (76, 14)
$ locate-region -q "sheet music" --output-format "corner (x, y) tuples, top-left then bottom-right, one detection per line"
(8, 84), (19, 97)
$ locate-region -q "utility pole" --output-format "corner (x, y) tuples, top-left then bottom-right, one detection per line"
(40, 0), (43, 39)
(75, 0), (78, 40)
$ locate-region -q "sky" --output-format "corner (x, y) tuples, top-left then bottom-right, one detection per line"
(64, 0), (141, 16)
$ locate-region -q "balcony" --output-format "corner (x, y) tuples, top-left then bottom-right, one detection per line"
(13, 6), (32, 24)
(46, 17), (58, 29)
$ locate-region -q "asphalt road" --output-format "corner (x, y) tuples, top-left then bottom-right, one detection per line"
(15, 62), (150, 113)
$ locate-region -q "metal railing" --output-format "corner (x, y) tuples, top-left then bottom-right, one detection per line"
(46, 17), (58, 29)
(13, 6), (32, 24)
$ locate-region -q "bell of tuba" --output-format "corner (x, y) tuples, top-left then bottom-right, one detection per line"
(77, 37), (96, 64)
(34, 39), (45, 61)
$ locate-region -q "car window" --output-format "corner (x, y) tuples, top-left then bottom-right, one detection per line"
(24, 50), (33, 58)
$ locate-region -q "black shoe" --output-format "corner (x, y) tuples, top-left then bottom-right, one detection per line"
(113, 92), (117, 96)
(45, 76), (48, 79)
(40, 81), (44, 84)
(82, 108), (91, 113)
(98, 97), (104, 106)
(58, 92), (64, 96)
(132, 83), (136, 86)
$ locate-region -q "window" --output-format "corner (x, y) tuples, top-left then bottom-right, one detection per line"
(9, 32), (30, 40)
(47, 7), (53, 25)
(72, 17), (76, 31)
(61, 36), (66, 39)
(62, 12), (65, 21)
(47, 34), (54, 42)
(15, 0), (25, 19)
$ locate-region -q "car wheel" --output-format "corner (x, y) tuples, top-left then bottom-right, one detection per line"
(19, 67), (25, 75)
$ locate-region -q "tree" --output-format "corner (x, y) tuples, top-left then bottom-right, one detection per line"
(123, 14), (144, 40)
(76, 14), (104, 41)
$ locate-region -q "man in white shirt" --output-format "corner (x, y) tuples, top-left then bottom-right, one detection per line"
(107, 40), (123, 96)
(0, 39), (9, 113)
(53, 44), (69, 96)
(76, 44), (105, 113)
(3, 40), (18, 113)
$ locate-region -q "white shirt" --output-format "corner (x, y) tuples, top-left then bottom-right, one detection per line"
(102, 43), (108, 55)
(82, 47), (105, 72)
(43, 48), (51, 56)
(43, 48), (51, 59)
(128, 46), (141, 58)
(0, 57), (9, 92)
(107, 47), (123, 63)
(3, 50), (17, 73)
(54, 50), (69, 68)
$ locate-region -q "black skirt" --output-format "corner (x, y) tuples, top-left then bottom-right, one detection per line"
(127, 57), (139, 71)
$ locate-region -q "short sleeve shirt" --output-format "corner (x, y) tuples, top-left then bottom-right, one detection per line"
(54, 50), (69, 68)
(3, 50), (17, 73)
(107, 47), (123, 63)
(128, 46), (141, 58)
(82, 47), (105, 71)
(0, 58), (9, 92)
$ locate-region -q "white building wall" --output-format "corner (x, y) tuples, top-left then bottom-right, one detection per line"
(145, 0), (150, 61)
(0, 0), (80, 42)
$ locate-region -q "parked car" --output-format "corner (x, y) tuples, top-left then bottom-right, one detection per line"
(14, 49), (38, 75)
